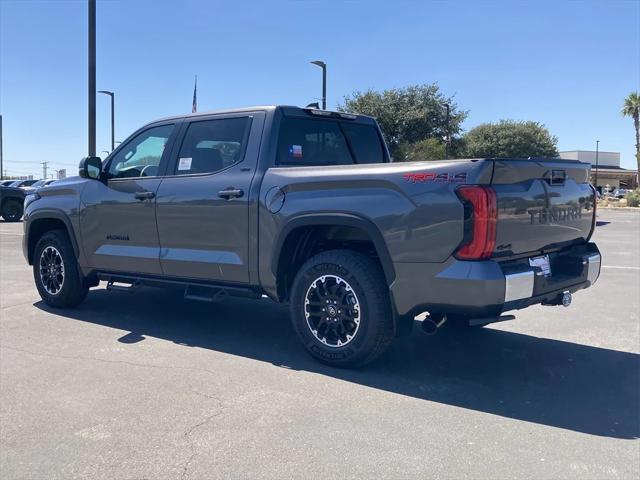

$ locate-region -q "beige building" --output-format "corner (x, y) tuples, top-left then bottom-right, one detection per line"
(560, 150), (638, 191)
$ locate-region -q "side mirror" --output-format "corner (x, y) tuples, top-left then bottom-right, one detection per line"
(79, 156), (103, 180)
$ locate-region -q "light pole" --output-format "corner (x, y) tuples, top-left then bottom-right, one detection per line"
(0, 114), (3, 180)
(88, 0), (96, 157)
(444, 103), (450, 160)
(310, 60), (327, 110)
(594, 140), (600, 193)
(98, 90), (115, 151)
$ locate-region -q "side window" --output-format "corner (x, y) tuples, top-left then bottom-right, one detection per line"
(277, 118), (354, 166)
(173, 117), (252, 175)
(107, 124), (174, 179)
(341, 123), (386, 164)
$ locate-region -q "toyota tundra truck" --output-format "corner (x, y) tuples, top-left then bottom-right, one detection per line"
(22, 106), (601, 367)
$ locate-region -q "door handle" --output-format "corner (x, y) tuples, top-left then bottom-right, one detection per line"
(218, 188), (244, 200)
(134, 191), (155, 200)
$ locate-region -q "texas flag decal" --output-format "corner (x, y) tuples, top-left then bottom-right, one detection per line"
(289, 144), (303, 158)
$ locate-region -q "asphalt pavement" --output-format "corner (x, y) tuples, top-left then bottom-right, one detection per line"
(1, 209), (638, 479)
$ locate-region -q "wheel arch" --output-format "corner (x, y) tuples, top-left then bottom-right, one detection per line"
(27, 211), (79, 265)
(272, 213), (395, 302)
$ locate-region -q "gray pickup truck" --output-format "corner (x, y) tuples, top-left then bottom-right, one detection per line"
(23, 106), (601, 366)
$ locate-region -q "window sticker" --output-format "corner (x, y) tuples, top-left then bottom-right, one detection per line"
(288, 145), (303, 158)
(178, 157), (192, 171)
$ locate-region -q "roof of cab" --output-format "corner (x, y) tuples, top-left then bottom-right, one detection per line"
(150, 105), (376, 125)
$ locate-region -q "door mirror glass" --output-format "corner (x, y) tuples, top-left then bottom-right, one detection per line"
(79, 156), (103, 180)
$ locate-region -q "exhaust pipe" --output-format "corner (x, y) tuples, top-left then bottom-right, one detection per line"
(421, 313), (447, 335)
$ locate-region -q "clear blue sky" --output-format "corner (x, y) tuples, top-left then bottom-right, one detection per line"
(1, 0), (638, 178)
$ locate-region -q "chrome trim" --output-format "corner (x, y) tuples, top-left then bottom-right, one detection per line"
(586, 253), (601, 285)
(504, 270), (534, 302)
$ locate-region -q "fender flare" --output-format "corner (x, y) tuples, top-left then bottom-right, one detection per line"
(271, 212), (396, 285)
(26, 209), (80, 264)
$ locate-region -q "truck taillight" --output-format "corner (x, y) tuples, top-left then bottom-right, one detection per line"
(455, 185), (497, 260)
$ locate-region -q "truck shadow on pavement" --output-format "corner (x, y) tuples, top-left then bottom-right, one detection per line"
(35, 287), (639, 440)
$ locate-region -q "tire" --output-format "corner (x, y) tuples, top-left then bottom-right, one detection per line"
(33, 230), (88, 308)
(290, 249), (394, 368)
(1, 199), (23, 222)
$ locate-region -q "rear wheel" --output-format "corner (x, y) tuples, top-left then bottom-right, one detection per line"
(33, 230), (88, 308)
(1, 199), (23, 222)
(290, 250), (394, 367)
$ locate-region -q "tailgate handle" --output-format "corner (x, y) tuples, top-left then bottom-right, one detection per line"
(548, 169), (566, 186)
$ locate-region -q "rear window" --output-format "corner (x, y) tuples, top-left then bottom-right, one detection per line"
(276, 117), (386, 166)
(341, 123), (385, 164)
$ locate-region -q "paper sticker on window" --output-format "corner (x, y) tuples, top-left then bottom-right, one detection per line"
(178, 157), (192, 171)
(288, 145), (303, 158)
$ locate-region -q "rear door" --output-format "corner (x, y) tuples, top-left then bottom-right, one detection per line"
(80, 122), (178, 274)
(155, 111), (265, 283)
(491, 159), (595, 257)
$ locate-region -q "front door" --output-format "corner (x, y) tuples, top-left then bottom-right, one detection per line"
(155, 112), (264, 283)
(80, 123), (178, 275)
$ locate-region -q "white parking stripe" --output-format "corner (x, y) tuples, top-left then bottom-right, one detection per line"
(602, 265), (640, 270)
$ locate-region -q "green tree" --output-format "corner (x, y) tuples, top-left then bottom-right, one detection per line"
(621, 92), (640, 175)
(462, 120), (558, 158)
(338, 84), (467, 160)
(398, 138), (445, 161)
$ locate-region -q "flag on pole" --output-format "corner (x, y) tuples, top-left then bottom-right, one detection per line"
(192, 75), (197, 113)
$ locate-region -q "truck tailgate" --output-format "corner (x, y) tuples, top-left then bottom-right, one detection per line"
(490, 159), (595, 257)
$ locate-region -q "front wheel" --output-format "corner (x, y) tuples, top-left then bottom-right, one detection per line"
(1, 199), (23, 222)
(290, 250), (394, 368)
(33, 230), (88, 308)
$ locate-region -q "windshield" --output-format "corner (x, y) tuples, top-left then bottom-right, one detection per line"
(30, 180), (46, 188)
(9, 181), (21, 187)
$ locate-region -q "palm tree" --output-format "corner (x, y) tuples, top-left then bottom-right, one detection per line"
(621, 92), (640, 178)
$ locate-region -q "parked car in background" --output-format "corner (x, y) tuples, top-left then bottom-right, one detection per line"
(0, 184), (26, 221)
(8, 179), (40, 188)
(22, 179), (57, 194)
(613, 188), (631, 199)
(30, 179), (57, 188)
(0, 180), (17, 187)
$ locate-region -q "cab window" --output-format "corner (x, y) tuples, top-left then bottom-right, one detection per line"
(173, 117), (252, 175)
(277, 118), (354, 166)
(107, 124), (174, 179)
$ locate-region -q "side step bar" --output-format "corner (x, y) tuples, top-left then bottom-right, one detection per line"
(183, 285), (229, 303)
(106, 279), (141, 293)
(97, 273), (262, 302)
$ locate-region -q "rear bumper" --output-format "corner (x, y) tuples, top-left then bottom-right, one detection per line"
(390, 242), (601, 319)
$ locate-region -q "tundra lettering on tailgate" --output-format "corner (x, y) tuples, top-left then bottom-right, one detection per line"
(527, 206), (583, 224)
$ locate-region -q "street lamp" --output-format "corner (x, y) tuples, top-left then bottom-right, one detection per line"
(443, 103), (451, 160)
(594, 140), (600, 193)
(310, 60), (327, 110)
(98, 90), (115, 152)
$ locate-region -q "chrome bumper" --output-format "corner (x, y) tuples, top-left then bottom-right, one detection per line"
(504, 270), (535, 302)
(504, 253), (601, 303)
(585, 253), (601, 286)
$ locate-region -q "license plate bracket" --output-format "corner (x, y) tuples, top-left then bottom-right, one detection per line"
(529, 255), (552, 277)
